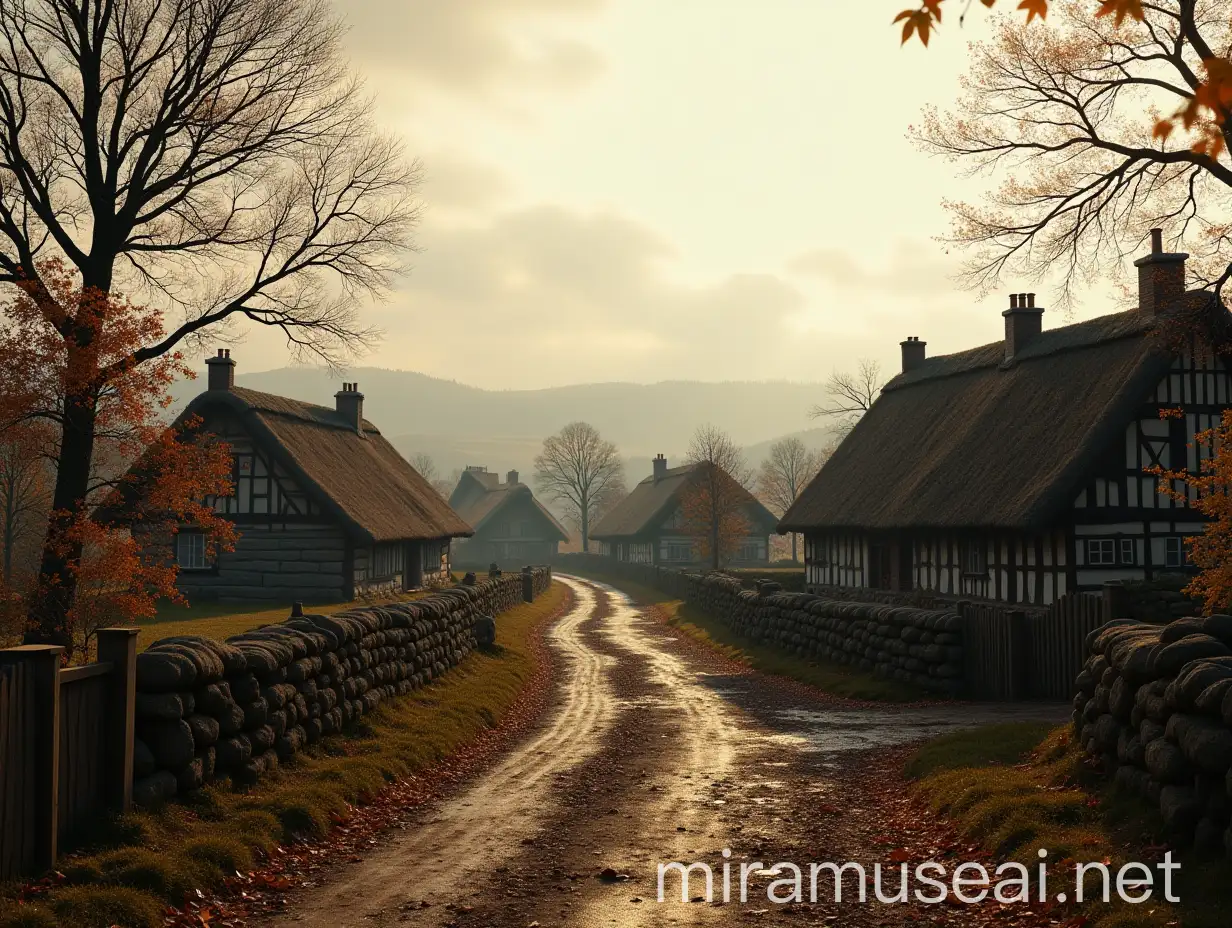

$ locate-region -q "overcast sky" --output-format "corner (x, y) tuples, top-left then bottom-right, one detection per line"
(230, 1), (1124, 389)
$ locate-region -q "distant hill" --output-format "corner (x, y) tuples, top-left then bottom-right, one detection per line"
(171, 367), (836, 487)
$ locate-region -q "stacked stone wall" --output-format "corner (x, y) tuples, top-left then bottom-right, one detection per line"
(1075, 613), (1232, 853)
(131, 567), (552, 803)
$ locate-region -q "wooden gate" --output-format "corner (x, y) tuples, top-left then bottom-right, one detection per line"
(0, 629), (137, 881)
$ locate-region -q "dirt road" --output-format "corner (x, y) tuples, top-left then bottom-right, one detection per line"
(270, 576), (1064, 928)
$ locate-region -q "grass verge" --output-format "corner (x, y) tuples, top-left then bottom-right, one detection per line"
(0, 581), (569, 928)
(567, 568), (926, 702)
(138, 584), (463, 652)
(906, 722), (1226, 928)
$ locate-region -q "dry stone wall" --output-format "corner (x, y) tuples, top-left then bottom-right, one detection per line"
(1075, 614), (1232, 854)
(131, 567), (552, 805)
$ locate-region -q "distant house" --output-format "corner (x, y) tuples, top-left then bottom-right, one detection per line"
(125, 352), (473, 602)
(448, 466), (568, 566)
(590, 455), (776, 566)
(780, 234), (1232, 605)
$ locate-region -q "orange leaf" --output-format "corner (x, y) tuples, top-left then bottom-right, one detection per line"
(1017, 0), (1049, 22)
(894, 9), (934, 46)
(1095, 0), (1145, 25)
(1152, 119), (1174, 143)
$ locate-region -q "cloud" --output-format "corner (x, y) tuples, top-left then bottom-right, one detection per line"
(419, 151), (515, 215)
(360, 205), (820, 387)
(787, 241), (964, 299)
(337, 0), (605, 98)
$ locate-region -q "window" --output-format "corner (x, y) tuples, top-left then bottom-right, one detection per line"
(662, 542), (693, 562)
(176, 531), (207, 570)
(961, 541), (986, 576)
(372, 542), (403, 579)
(1120, 538), (1135, 566)
(1087, 538), (1116, 566)
(738, 542), (762, 562)
(1165, 536), (1193, 569)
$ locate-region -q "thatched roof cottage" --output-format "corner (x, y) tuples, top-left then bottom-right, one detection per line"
(781, 234), (1231, 605)
(135, 353), (473, 602)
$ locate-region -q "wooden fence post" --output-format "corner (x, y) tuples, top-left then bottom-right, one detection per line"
(0, 644), (63, 873)
(521, 566), (534, 603)
(1102, 580), (1129, 623)
(1008, 610), (1031, 700)
(97, 628), (138, 814)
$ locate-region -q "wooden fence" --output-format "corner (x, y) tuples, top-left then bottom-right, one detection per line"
(0, 628), (137, 881)
(962, 586), (1119, 701)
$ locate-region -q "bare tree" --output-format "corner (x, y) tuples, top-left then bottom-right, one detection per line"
(682, 424), (753, 570)
(534, 422), (625, 553)
(808, 359), (885, 437)
(915, 2), (1232, 306)
(757, 437), (827, 564)
(410, 452), (452, 500)
(0, 0), (421, 644)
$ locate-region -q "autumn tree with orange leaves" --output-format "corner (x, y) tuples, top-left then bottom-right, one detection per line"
(0, 262), (236, 657)
(1150, 408), (1232, 612)
(681, 425), (755, 570)
(0, 0), (419, 648)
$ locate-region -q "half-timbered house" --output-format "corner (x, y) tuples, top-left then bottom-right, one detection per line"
(779, 233), (1231, 605)
(448, 466), (569, 566)
(591, 455), (777, 566)
(129, 353), (473, 602)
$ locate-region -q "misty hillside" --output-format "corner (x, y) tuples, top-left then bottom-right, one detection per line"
(171, 366), (836, 487)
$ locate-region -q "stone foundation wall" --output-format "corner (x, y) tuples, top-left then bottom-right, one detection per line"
(131, 567), (552, 805)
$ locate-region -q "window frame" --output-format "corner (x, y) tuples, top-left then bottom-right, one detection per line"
(1164, 535), (1194, 569)
(1086, 538), (1117, 566)
(176, 530), (209, 571)
(960, 540), (987, 577)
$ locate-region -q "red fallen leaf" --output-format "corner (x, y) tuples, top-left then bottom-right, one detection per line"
(888, 848), (912, 863)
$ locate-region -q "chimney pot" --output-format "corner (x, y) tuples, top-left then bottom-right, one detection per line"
(1134, 231), (1188, 317)
(205, 348), (236, 391)
(900, 336), (927, 373)
(335, 382), (364, 434)
(506, 469), (519, 486)
(1002, 292), (1044, 361)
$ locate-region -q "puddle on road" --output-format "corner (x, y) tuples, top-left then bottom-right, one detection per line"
(767, 705), (1068, 754)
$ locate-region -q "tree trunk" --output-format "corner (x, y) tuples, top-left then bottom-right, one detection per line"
(24, 388), (97, 647)
(581, 503), (589, 554)
(791, 533), (798, 563)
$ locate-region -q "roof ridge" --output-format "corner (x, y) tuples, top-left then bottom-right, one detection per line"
(885, 309), (1153, 393)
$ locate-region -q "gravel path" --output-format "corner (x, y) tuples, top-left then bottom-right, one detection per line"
(268, 575), (1067, 928)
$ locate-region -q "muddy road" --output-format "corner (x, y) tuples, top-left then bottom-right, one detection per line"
(270, 576), (1064, 928)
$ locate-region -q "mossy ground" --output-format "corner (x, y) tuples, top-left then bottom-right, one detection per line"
(0, 581), (568, 928)
(906, 722), (1229, 928)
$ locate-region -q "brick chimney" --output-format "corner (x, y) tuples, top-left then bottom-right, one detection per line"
(1002, 292), (1043, 362)
(334, 382), (364, 434)
(899, 336), (926, 373)
(1134, 228), (1188, 316)
(205, 348), (235, 391)
(652, 454), (667, 482)
(506, 469), (519, 486)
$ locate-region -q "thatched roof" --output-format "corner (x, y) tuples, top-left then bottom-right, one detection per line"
(449, 477), (569, 542)
(779, 308), (1180, 533)
(180, 387), (473, 544)
(592, 463), (776, 540)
